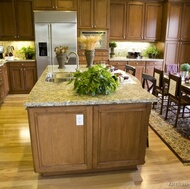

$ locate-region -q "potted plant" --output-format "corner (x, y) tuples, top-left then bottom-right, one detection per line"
(54, 46), (69, 68)
(109, 41), (117, 58)
(78, 35), (102, 67)
(143, 44), (160, 59)
(180, 63), (190, 79)
(68, 64), (118, 96)
(20, 46), (35, 59)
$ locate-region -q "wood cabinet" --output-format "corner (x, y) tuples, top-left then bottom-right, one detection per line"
(78, 50), (109, 65)
(33, 0), (77, 10)
(27, 106), (93, 174)
(110, 1), (163, 41)
(78, 0), (110, 29)
(110, 1), (126, 40)
(128, 61), (146, 82)
(165, 2), (190, 41)
(109, 60), (163, 82)
(27, 103), (151, 175)
(164, 41), (190, 68)
(0, 64), (9, 104)
(93, 104), (149, 170)
(109, 61), (127, 71)
(0, 0), (34, 40)
(146, 61), (163, 76)
(8, 61), (37, 94)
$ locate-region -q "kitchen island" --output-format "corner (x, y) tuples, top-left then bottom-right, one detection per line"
(25, 65), (156, 176)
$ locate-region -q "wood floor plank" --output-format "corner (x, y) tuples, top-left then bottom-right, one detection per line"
(1, 94), (190, 188)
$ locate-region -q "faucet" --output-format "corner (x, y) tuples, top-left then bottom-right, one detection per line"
(67, 51), (80, 71)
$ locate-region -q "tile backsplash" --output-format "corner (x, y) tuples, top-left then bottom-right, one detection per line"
(110, 41), (164, 58)
(0, 41), (35, 59)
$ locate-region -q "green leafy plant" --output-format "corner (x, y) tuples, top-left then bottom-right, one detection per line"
(143, 44), (160, 58)
(180, 63), (190, 71)
(20, 46), (35, 59)
(109, 41), (117, 48)
(68, 65), (118, 96)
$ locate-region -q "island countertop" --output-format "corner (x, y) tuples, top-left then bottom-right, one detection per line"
(24, 65), (157, 107)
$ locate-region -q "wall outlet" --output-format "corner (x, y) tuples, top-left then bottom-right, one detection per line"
(76, 114), (84, 126)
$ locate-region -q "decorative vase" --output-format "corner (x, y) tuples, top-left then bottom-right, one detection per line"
(181, 71), (189, 81)
(56, 53), (68, 69)
(85, 50), (95, 68)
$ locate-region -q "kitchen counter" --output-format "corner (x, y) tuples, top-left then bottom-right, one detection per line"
(24, 65), (156, 107)
(0, 58), (35, 66)
(25, 65), (157, 176)
(109, 57), (164, 61)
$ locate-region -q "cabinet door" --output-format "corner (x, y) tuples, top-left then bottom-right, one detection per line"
(144, 3), (163, 41)
(55, 0), (77, 10)
(164, 41), (179, 65)
(9, 66), (25, 92)
(94, 0), (109, 29)
(178, 42), (190, 65)
(128, 61), (145, 82)
(166, 3), (183, 41)
(27, 106), (93, 174)
(110, 2), (126, 40)
(146, 61), (163, 77)
(0, 0), (16, 39)
(23, 67), (37, 92)
(126, 2), (144, 40)
(93, 104), (149, 169)
(2, 64), (9, 96)
(33, 0), (55, 10)
(181, 3), (190, 41)
(16, 0), (34, 40)
(78, 0), (93, 28)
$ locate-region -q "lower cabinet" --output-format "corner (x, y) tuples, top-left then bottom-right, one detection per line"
(27, 103), (151, 175)
(0, 64), (9, 104)
(8, 61), (37, 94)
(109, 60), (163, 82)
(128, 61), (146, 82)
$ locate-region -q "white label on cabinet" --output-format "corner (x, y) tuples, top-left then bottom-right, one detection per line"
(76, 114), (84, 126)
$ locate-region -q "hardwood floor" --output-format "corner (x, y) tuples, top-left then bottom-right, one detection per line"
(1, 94), (190, 188)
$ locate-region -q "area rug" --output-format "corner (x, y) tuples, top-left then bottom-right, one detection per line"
(149, 110), (190, 165)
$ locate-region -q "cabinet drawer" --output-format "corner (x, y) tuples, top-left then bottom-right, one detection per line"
(109, 61), (127, 66)
(146, 61), (163, 67)
(128, 61), (146, 66)
(9, 62), (36, 67)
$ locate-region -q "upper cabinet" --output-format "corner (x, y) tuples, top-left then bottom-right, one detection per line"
(110, 0), (163, 41)
(33, 0), (77, 10)
(78, 0), (110, 29)
(0, 0), (34, 40)
(165, 2), (190, 41)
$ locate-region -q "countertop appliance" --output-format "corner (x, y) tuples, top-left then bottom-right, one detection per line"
(0, 46), (4, 59)
(34, 11), (77, 78)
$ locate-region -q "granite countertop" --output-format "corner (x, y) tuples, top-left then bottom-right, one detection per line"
(24, 65), (157, 107)
(109, 57), (164, 61)
(0, 59), (35, 66)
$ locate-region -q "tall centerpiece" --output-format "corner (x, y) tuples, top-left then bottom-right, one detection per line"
(54, 46), (69, 69)
(78, 35), (102, 67)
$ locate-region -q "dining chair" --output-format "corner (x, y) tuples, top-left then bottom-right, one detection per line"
(165, 73), (190, 128)
(142, 73), (156, 95)
(142, 73), (157, 147)
(153, 68), (169, 115)
(125, 64), (136, 76)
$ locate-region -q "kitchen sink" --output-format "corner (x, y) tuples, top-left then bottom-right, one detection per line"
(45, 72), (75, 83)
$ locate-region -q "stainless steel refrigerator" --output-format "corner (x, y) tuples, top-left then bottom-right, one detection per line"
(34, 11), (77, 78)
